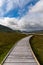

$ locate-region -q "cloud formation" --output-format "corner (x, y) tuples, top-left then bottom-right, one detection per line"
(30, 0), (43, 13)
(0, 0), (29, 17)
(0, 0), (38, 17)
(0, 0), (43, 31)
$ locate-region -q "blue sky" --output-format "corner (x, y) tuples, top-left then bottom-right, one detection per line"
(0, 0), (43, 31)
(0, 0), (39, 18)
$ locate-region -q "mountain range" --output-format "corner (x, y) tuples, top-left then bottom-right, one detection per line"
(0, 25), (43, 33)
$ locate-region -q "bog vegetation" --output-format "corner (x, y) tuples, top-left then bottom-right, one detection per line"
(30, 35), (43, 65)
(0, 32), (27, 63)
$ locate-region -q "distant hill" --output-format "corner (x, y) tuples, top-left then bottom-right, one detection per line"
(0, 25), (43, 33)
(0, 25), (22, 33)
(21, 30), (43, 34)
(0, 25), (14, 32)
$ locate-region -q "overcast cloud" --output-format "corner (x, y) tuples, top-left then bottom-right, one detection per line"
(0, 0), (43, 31)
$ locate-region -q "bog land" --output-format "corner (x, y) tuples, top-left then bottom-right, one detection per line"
(0, 32), (27, 63)
(30, 34), (43, 65)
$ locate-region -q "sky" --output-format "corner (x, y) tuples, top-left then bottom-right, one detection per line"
(0, 0), (43, 31)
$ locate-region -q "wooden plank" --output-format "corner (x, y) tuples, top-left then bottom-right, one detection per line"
(3, 36), (38, 65)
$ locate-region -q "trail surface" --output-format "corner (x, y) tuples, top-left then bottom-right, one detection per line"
(3, 35), (38, 65)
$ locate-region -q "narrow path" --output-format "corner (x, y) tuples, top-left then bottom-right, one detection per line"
(3, 35), (38, 65)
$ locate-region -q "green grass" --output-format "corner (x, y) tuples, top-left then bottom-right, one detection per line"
(0, 32), (27, 64)
(30, 35), (43, 65)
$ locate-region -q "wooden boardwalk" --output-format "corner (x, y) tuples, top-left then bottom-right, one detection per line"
(3, 36), (38, 65)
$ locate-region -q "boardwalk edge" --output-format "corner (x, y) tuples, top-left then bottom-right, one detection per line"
(1, 36), (28, 65)
(1, 42), (17, 65)
(29, 35), (40, 65)
(1, 35), (40, 65)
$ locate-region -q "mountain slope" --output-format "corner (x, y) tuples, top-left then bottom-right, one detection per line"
(0, 25), (13, 32)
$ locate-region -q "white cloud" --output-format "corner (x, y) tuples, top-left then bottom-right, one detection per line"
(0, 0), (31, 17)
(0, 0), (43, 31)
(29, 0), (43, 13)
(0, 0), (5, 7)
(0, 18), (20, 30)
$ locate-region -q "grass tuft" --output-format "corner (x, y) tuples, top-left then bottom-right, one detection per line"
(30, 35), (43, 65)
(0, 32), (27, 63)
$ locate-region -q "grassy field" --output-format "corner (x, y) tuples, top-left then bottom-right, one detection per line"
(0, 32), (27, 64)
(30, 35), (43, 65)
